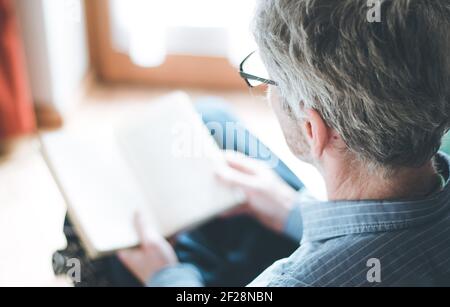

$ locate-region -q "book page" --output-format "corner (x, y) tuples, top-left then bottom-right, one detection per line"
(115, 92), (243, 237)
(41, 128), (158, 258)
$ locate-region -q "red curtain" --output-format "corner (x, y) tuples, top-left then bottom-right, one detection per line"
(0, 0), (35, 139)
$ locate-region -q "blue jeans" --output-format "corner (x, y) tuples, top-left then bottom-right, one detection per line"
(102, 98), (303, 287)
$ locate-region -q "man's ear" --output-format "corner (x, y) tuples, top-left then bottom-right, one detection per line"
(303, 109), (330, 158)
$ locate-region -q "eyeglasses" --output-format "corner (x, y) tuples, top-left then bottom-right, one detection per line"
(239, 51), (278, 88)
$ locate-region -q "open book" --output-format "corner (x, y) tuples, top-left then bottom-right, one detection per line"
(41, 92), (244, 259)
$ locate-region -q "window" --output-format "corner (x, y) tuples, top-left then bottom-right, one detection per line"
(85, 0), (257, 89)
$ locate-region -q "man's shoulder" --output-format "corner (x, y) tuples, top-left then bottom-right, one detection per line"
(249, 232), (390, 287)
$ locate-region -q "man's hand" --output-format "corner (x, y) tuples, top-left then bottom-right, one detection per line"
(216, 151), (297, 233)
(117, 214), (178, 284)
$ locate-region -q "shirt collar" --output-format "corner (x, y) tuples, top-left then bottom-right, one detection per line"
(299, 152), (450, 243)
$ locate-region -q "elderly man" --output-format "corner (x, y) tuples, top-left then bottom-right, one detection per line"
(116, 0), (450, 287)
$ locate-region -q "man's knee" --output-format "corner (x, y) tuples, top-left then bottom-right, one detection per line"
(195, 97), (239, 127)
(195, 97), (242, 150)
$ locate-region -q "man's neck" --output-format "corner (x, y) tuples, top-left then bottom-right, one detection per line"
(321, 158), (441, 202)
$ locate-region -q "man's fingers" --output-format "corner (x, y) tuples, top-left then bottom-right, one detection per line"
(215, 164), (258, 191)
(134, 213), (148, 244)
(223, 151), (262, 175)
(219, 204), (251, 218)
(133, 212), (159, 248)
(117, 249), (133, 262)
(117, 248), (141, 269)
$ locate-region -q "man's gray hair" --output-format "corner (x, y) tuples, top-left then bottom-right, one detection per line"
(253, 0), (450, 170)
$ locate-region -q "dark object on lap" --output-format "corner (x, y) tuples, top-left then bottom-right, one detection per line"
(53, 217), (141, 287)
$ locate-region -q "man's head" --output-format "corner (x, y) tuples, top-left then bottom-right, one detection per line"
(253, 0), (450, 174)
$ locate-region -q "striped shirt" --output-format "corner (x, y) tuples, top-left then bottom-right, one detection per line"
(249, 153), (450, 287)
